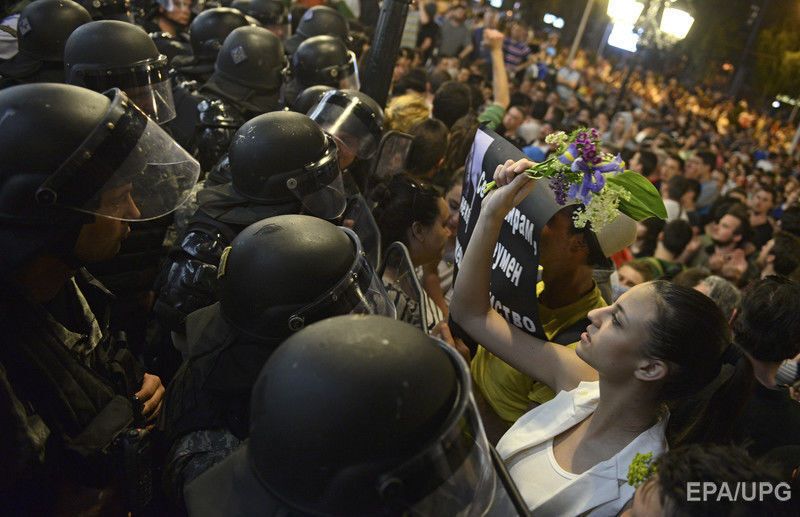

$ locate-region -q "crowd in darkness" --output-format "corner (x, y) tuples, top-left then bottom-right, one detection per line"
(1, 0), (799, 514)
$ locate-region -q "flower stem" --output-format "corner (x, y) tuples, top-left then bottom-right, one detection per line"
(481, 161), (552, 194)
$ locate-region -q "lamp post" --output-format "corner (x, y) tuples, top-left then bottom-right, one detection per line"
(608, 0), (694, 107)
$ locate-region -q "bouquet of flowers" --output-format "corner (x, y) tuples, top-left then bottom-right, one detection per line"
(484, 128), (667, 231)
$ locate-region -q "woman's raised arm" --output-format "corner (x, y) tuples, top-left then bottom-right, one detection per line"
(450, 159), (597, 392)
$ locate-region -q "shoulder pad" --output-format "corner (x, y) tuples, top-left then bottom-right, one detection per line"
(198, 98), (247, 128)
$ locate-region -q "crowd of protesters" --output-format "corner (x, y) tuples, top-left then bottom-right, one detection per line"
(1, 0), (799, 514)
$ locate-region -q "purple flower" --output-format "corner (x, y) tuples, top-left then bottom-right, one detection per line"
(549, 173), (569, 205)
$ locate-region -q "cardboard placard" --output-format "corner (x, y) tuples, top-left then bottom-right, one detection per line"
(455, 127), (564, 339)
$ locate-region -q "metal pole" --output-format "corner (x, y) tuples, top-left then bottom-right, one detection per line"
(790, 119), (800, 156)
(729, 0), (770, 99)
(568, 0), (595, 63)
(359, 0), (412, 108)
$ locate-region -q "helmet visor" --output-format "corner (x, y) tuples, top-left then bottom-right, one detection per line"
(68, 55), (177, 124)
(288, 227), (396, 331)
(378, 340), (520, 516)
(36, 89), (200, 221)
(309, 90), (382, 159)
(285, 135), (347, 219)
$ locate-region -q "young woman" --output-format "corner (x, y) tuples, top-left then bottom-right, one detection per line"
(451, 159), (738, 516)
(371, 174), (451, 328)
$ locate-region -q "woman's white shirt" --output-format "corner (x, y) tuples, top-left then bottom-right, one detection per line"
(496, 381), (669, 516)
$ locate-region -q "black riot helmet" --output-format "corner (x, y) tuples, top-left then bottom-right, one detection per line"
(203, 25), (286, 113)
(64, 20), (176, 123)
(309, 89), (384, 163)
(291, 84), (334, 114)
(226, 111), (347, 219)
(77, 0), (135, 21)
(283, 5), (349, 55)
(188, 7), (249, 60)
(0, 83), (200, 273)
(0, 0), (91, 82)
(230, 0), (289, 38)
(183, 315), (521, 516)
(291, 35), (359, 90)
(216, 215), (395, 340)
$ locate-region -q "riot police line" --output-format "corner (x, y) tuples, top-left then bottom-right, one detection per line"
(0, 0), (533, 514)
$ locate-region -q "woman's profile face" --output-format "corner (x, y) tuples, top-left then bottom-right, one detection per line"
(577, 283), (657, 382)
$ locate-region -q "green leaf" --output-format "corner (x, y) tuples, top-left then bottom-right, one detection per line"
(607, 171), (668, 221)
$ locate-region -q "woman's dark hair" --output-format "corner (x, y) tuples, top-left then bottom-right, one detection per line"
(407, 118), (449, 178)
(643, 281), (747, 446)
(634, 217), (665, 258)
(370, 174), (442, 250)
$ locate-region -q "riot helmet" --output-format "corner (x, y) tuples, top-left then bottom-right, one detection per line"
(230, 0), (289, 39)
(188, 7), (248, 60)
(0, 0), (91, 82)
(224, 111), (344, 218)
(77, 0), (134, 21)
(291, 35), (359, 90)
(0, 83), (199, 271)
(203, 25), (286, 113)
(184, 315), (519, 516)
(64, 20), (176, 123)
(283, 5), (349, 55)
(309, 89), (384, 163)
(216, 215), (394, 340)
(291, 84), (334, 114)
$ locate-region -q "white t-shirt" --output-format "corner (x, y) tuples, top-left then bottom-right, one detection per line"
(506, 438), (578, 510)
(664, 198), (689, 222)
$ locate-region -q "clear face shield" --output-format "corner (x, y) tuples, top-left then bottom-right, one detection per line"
(308, 90), (382, 161)
(286, 227), (396, 331)
(67, 54), (177, 124)
(35, 88), (200, 221)
(285, 134), (347, 220)
(376, 339), (523, 516)
(327, 51), (360, 91)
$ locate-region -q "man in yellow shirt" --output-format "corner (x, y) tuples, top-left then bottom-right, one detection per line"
(471, 206), (610, 443)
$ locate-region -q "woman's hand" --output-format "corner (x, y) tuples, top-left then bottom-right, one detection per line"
(482, 159), (536, 218)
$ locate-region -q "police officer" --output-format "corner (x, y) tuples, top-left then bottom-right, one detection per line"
(154, 111), (348, 335)
(309, 88), (384, 193)
(283, 4), (349, 55)
(169, 25), (286, 172)
(183, 315), (524, 516)
(171, 7), (248, 84)
(290, 84), (334, 114)
(64, 19), (183, 353)
(159, 214), (395, 503)
(64, 19), (178, 124)
(0, 83), (200, 514)
(76, 0), (135, 21)
(230, 0), (289, 39)
(0, 0), (91, 87)
(282, 34), (359, 110)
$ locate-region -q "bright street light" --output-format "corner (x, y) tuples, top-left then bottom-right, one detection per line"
(607, 0), (644, 25)
(660, 7), (694, 40)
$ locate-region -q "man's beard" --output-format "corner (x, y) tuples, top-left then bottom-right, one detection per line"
(712, 236), (734, 247)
